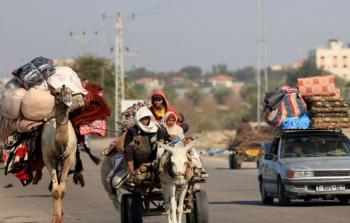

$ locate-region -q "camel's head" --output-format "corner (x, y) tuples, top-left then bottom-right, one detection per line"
(160, 141), (194, 184)
(51, 85), (73, 107)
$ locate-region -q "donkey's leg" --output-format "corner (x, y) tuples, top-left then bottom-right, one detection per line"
(161, 180), (174, 223)
(169, 185), (177, 223)
(177, 183), (188, 223)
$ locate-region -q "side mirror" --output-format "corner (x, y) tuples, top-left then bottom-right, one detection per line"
(264, 153), (276, 161)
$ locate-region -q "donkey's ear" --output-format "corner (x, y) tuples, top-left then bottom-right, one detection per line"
(185, 141), (195, 152)
(157, 142), (175, 154)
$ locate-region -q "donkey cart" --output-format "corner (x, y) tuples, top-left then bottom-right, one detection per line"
(118, 177), (209, 223)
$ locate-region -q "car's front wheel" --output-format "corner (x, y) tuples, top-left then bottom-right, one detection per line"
(337, 196), (349, 204)
(277, 178), (290, 206)
(259, 179), (273, 205)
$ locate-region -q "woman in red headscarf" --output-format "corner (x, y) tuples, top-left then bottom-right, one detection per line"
(149, 89), (174, 123)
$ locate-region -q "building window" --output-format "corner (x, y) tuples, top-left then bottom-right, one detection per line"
(342, 56), (347, 68)
(333, 56), (338, 67)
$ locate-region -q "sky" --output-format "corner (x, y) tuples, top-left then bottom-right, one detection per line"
(1, 0), (350, 76)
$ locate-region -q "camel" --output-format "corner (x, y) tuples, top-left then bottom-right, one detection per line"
(41, 86), (77, 223)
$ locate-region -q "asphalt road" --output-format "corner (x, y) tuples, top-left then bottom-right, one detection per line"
(1, 155), (350, 223)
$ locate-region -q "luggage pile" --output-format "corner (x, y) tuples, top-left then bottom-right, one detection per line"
(263, 86), (308, 129)
(264, 75), (350, 130)
(0, 56), (111, 185)
(120, 99), (152, 132)
(297, 75), (349, 129)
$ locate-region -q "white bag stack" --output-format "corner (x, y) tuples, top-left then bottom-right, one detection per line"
(21, 88), (55, 121)
(0, 87), (27, 119)
(47, 66), (87, 95)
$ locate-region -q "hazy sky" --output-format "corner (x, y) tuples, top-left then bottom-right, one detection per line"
(1, 0), (350, 75)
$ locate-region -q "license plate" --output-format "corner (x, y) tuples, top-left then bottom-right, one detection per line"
(316, 185), (345, 192)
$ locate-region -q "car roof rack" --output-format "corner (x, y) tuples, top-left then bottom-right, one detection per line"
(280, 128), (343, 135)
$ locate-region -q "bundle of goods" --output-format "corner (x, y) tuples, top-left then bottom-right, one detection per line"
(12, 56), (55, 89)
(230, 125), (278, 148)
(0, 57), (111, 185)
(303, 96), (349, 129)
(297, 75), (350, 129)
(120, 99), (152, 132)
(264, 86), (308, 129)
(70, 81), (111, 137)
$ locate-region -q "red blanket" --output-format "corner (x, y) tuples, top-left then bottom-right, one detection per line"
(70, 82), (111, 137)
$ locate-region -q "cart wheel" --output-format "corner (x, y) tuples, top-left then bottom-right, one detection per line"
(186, 212), (195, 223)
(229, 154), (241, 169)
(188, 190), (208, 223)
(121, 194), (143, 223)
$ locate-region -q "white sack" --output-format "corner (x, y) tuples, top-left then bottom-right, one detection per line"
(21, 88), (55, 121)
(0, 87), (27, 119)
(47, 66), (87, 95)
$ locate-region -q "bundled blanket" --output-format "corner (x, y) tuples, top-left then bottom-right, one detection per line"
(70, 82), (111, 137)
(264, 87), (307, 127)
(3, 130), (43, 186)
(12, 56), (55, 89)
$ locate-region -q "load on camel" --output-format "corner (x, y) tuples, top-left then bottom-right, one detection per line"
(0, 56), (111, 223)
(100, 92), (208, 223)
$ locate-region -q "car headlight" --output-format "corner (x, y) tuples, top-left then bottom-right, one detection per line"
(286, 170), (313, 178)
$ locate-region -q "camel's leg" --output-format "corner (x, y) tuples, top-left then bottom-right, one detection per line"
(177, 183), (188, 223)
(43, 156), (63, 223)
(59, 150), (76, 199)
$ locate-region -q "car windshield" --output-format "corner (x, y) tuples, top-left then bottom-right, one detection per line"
(281, 135), (350, 158)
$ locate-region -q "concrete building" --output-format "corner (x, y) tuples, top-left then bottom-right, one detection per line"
(208, 74), (233, 88)
(134, 77), (163, 94)
(309, 40), (350, 81)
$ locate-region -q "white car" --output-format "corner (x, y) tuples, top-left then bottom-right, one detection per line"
(258, 129), (350, 205)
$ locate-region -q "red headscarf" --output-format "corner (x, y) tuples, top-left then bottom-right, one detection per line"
(149, 89), (174, 122)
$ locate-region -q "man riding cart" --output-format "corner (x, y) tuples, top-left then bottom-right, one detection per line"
(228, 119), (277, 169)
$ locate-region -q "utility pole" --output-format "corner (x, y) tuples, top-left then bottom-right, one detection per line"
(69, 31), (90, 55)
(115, 13), (125, 133)
(261, 0), (268, 93)
(103, 13), (126, 134)
(257, 0), (268, 128)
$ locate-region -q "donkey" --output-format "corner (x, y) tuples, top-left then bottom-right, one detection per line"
(41, 86), (77, 223)
(158, 141), (194, 223)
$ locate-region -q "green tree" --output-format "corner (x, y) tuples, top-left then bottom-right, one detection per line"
(285, 60), (324, 86)
(212, 64), (228, 74)
(180, 66), (202, 81)
(185, 87), (203, 106)
(232, 66), (256, 83)
(126, 67), (156, 79)
(212, 87), (233, 104)
(72, 55), (116, 129)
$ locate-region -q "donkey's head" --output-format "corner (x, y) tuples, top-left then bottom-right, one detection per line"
(160, 141), (194, 184)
